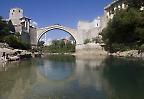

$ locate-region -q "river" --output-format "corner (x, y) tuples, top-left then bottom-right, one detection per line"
(0, 55), (144, 99)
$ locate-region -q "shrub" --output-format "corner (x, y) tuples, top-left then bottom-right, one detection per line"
(4, 35), (31, 50)
(84, 39), (91, 44)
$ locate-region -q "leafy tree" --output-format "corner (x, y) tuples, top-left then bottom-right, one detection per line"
(126, 0), (144, 10)
(0, 17), (12, 42)
(0, 16), (3, 20)
(15, 32), (21, 37)
(112, 0), (144, 9)
(38, 41), (45, 46)
(92, 36), (103, 43)
(42, 39), (75, 53)
(101, 8), (144, 52)
(7, 20), (15, 33)
(0, 15), (31, 50)
(4, 35), (31, 50)
(84, 39), (91, 44)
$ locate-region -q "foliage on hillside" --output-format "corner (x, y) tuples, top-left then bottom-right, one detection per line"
(101, 7), (144, 52)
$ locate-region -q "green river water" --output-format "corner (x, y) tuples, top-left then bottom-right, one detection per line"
(0, 55), (144, 99)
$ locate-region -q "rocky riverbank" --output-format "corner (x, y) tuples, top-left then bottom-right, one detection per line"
(0, 47), (42, 62)
(110, 50), (144, 58)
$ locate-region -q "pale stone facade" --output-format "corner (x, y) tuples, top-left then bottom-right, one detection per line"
(9, 8), (37, 44)
(77, 17), (101, 43)
(30, 26), (37, 45)
(9, 8), (23, 33)
(104, 0), (128, 20)
(104, 0), (144, 20)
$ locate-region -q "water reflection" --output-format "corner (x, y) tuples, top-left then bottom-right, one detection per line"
(0, 55), (144, 99)
(37, 57), (75, 80)
(0, 60), (37, 99)
(75, 55), (105, 91)
(0, 61), (8, 71)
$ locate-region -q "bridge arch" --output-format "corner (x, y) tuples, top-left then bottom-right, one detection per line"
(37, 24), (78, 44)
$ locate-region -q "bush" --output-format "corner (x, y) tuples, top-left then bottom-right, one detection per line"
(4, 35), (31, 50)
(84, 39), (91, 44)
(111, 43), (130, 52)
(92, 36), (103, 43)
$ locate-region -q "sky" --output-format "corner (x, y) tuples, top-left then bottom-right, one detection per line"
(0, 0), (112, 42)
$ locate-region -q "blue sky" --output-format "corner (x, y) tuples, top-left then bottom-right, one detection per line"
(0, 0), (111, 41)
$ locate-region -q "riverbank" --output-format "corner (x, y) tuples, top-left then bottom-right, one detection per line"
(0, 47), (42, 63)
(1, 44), (142, 63)
(109, 50), (144, 58)
(0, 48), (30, 62)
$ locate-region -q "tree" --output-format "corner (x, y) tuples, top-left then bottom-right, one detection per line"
(38, 41), (45, 46)
(101, 8), (144, 52)
(135, 11), (144, 45)
(126, 0), (144, 10)
(84, 39), (91, 44)
(42, 39), (75, 53)
(0, 16), (3, 20)
(112, 0), (144, 9)
(7, 20), (15, 33)
(0, 15), (31, 50)
(0, 17), (11, 41)
(4, 35), (31, 50)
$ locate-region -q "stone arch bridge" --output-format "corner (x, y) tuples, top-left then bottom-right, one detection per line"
(31, 24), (93, 51)
(36, 24), (80, 45)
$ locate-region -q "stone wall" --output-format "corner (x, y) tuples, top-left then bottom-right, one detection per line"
(76, 43), (107, 55)
(77, 17), (102, 44)
(30, 26), (37, 45)
(21, 32), (30, 43)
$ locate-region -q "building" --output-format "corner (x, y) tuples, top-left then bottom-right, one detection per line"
(104, 0), (128, 20)
(9, 8), (37, 44)
(104, 0), (144, 20)
(77, 0), (130, 43)
(77, 17), (101, 42)
(20, 17), (31, 43)
(9, 8), (23, 33)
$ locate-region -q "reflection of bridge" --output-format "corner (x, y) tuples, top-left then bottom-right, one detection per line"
(36, 24), (78, 44)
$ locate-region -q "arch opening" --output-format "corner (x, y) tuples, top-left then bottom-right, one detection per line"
(38, 28), (76, 44)
(38, 29), (76, 53)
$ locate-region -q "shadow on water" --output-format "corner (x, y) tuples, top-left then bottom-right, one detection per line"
(102, 56), (144, 99)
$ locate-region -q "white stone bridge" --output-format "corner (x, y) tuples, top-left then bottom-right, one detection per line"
(36, 24), (81, 45)
(30, 23), (102, 52)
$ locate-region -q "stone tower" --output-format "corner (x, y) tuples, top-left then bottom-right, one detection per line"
(9, 8), (23, 33)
